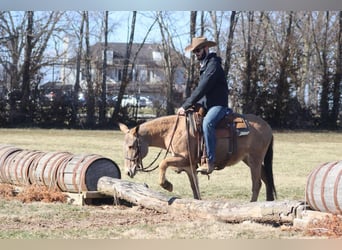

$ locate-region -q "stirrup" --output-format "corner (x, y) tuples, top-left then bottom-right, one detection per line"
(196, 167), (209, 175)
(196, 164), (214, 175)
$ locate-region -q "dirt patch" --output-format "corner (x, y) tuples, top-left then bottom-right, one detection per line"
(0, 183), (200, 238)
(0, 184), (340, 239)
(0, 183), (67, 203)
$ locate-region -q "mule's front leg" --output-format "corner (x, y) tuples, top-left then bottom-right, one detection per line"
(158, 158), (173, 192)
(158, 156), (186, 193)
(184, 167), (201, 200)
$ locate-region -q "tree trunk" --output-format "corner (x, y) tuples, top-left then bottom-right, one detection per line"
(224, 11), (238, 77)
(209, 11), (220, 57)
(185, 11), (197, 98)
(71, 13), (85, 127)
(99, 11), (109, 126)
(157, 12), (175, 115)
(331, 11), (342, 128)
(242, 11), (259, 114)
(98, 176), (304, 224)
(319, 12), (330, 127)
(298, 14), (311, 108)
(274, 12), (293, 127)
(21, 11), (34, 119)
(112, 11), (136, 122)
(84, 11), (95, 127)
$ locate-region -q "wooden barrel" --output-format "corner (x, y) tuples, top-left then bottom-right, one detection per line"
(30, 151), (72, 189)
(12, 150), (44, 185)
(57, 154), (121, 193)
(306, 161), (342, 214)
(2, 149), (24, 184)
(0, 145), (22, 183)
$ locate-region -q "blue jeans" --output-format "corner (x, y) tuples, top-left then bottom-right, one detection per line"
(202, 106), (229, 164)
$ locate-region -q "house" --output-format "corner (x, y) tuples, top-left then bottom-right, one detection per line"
(43, 42), (187, 103)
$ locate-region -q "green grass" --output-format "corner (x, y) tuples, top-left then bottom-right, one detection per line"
(1, 128), (341, 201)
(0, 128), (341, 239)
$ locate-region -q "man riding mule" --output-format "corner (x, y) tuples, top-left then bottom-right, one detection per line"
(118, 37), (277, 202)
(177, 36), (231, 175)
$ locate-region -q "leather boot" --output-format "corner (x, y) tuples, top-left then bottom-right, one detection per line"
(197, 161), (215, 175)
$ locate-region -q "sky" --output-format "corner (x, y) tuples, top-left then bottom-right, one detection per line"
(2, 0), (340, 11)
(108, 11), (191, 51)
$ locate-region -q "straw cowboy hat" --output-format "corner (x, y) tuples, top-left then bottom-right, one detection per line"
(185, 36), (217, 52)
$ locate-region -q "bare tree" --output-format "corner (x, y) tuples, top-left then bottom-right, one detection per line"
(200, 11), (205, 36)
(274, 12), (294, 127)
(311, 11), (337, 127)
(70, 12), (85, 127)
(0, 10), (341, 129)
(82, 11), (95, 127)
(209, 11), (221, 56)
(156, 11), (178, 115)
(21, 11), (34, 118)
(99, 11), (108, 126)
(185, 11), (197, 98)
(331, 11), (342, 128)
(111, 11), (137, 123)
(296, 12), (313, 108)
(0, 11), (63, 123)
(239, 11), (269, 115)
(223, 11), (238, 76)
(319, 12), (330, 126)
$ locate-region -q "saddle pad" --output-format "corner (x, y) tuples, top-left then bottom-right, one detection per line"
(216, 113), (250, 137)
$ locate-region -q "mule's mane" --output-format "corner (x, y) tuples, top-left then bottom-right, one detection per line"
(140, 115), (179, 136)
(136, 115), (182, 148)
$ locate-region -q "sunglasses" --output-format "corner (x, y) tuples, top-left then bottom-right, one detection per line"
(193, 47), (203, 53)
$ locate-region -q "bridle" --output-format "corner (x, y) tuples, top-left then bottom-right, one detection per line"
(124, 128), (161, 173)
(125, 115), (180, 173)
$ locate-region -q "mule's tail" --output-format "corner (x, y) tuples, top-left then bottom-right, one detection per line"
(263, 135), (277, 200)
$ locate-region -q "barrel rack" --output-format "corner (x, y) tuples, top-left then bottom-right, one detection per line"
(0, 144), (121, 205)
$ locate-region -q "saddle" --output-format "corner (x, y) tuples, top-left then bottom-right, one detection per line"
(215, 113), (250, 137)
(186, 105), (250, 164)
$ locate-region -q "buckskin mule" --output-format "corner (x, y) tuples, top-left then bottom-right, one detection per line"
(118, 113), (276, 201)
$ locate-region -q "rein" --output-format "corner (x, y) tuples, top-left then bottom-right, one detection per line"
(137, 148), (162, 173)
(135, 114), (180, 173)
(185, 112), (202, 196)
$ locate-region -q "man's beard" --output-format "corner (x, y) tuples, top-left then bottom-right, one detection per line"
(197, 49), (207, 61)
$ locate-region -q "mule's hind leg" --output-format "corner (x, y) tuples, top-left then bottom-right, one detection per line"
(249, 166), (262, 202)
(245, 157), (263, 202)
(261, 166), (275, 201)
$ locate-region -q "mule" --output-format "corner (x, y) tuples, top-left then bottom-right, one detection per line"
(118, 113), (276, 201)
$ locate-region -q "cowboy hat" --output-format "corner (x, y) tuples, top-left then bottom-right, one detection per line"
(185, 36), (217, 52)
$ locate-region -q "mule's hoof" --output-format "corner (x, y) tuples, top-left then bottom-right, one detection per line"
(161, 181), (173, 192)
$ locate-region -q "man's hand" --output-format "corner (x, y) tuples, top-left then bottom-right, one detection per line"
(177, 107), (186, 115)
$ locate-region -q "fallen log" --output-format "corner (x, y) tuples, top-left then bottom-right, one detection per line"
(97, 176), (306, 224)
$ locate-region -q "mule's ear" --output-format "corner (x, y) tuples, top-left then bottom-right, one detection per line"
(132, 125), (139, 136)
(118, 122), (129, 133)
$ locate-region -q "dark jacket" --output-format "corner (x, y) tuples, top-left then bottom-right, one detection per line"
(182, 53), (228, 110)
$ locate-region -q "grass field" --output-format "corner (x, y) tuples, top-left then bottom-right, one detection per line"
(0, 128), (341, 239)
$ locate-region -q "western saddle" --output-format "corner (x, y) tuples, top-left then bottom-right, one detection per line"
(186, 105), (250, 165)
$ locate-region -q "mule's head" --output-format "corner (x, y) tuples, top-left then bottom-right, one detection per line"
(118, 122), (148, 178)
